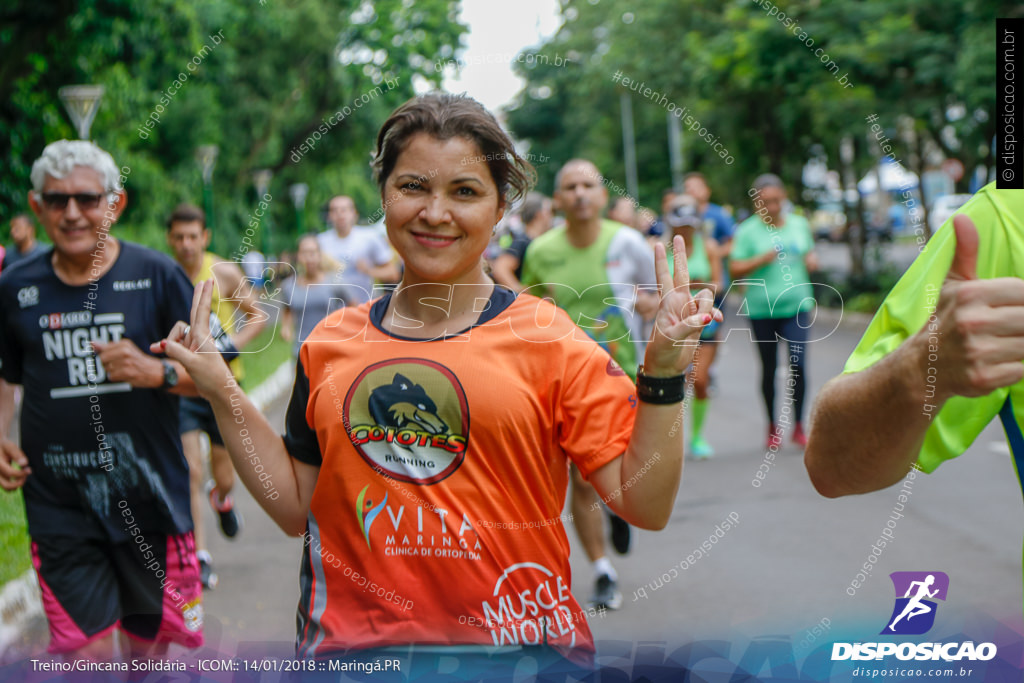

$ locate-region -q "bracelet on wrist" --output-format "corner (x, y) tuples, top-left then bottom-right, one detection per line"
(636, 365), (686, 404)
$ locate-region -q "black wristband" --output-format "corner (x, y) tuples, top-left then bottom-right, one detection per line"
(636, 365), (686, 404)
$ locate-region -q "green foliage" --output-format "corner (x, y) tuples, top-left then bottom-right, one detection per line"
(0, 0), (466, 590)
(826, 265), (906, 313)
(0, 489), (29, 586)
(239, 322), (293, 392)
(0, 0), (467, 253)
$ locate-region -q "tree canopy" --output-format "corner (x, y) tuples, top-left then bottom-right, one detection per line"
(2, 0), (1008, 260)
(504, 0), (1003, 217)
(0, 0), (467, 252)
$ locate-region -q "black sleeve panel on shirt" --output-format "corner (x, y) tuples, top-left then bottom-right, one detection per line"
(283, 356), (322, 466)
(0, 277), (23, 384)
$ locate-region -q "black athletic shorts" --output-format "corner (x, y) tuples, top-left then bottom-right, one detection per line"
(32, 531), (203, 653)
(179, 396), (224, 446)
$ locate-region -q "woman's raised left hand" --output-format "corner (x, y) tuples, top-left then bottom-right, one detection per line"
(644, 234), (723, 375)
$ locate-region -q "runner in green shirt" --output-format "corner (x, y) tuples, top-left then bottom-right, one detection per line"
(520, 158), (658, 613)
(521, 211), (656, 377)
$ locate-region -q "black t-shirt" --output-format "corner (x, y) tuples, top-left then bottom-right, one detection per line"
(0, 242), (194, 540)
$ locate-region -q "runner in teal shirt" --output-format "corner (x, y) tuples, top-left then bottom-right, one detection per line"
(730, 174), (818, 450)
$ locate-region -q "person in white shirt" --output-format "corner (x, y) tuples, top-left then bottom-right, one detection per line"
(317, 195), (399, 303)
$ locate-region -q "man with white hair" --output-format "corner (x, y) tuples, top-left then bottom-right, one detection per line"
(0, 140), (204, 660)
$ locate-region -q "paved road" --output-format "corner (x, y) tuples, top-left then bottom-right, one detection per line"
(10, 299), (1023, 672)
(192, 302), (1023, 659)
(584, 306), (1021, 647)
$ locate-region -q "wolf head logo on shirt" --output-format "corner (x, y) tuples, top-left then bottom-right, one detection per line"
(369, 373), (448, 438)
(345, 359), (469, 485)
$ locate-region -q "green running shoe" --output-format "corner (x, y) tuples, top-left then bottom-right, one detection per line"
(690, 436), (715, 459)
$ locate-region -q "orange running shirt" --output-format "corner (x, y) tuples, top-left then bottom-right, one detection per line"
(283, 287), (637, 665)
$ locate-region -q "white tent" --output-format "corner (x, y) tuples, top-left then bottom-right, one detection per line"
(857, 160), (919, 194)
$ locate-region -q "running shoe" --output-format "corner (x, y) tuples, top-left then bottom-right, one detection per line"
(208, 483), (243, 539)
(792, 422), (808, 448)
(690, 436), (715, 459)
(589, 574), (623, 611)
(197, 551), (218, 590)
(608, 513), (631, 555)
(766, 424), (783, 450)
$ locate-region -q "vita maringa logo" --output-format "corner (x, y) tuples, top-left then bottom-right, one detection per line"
(357, 485), (388, 550)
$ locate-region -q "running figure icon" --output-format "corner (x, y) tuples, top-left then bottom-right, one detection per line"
(881, 571), (949, 635)
(888, 574), (939, 631)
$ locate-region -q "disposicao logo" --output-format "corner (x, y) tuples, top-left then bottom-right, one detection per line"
(882, 571), (948, 635)
(831, 571), (997, 662)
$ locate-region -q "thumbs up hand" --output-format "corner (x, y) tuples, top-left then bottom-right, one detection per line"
(947, 214), (979, 281)
(929, 214), (1024, 400)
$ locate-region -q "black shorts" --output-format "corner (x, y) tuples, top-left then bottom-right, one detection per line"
(32, 532), (203, 653)
(179, 396), (224, 446)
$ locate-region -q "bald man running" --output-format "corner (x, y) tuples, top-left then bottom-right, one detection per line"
(520, 159), (658, 610)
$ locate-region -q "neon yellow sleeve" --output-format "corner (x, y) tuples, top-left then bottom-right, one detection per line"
(842, 184), (1024, 472)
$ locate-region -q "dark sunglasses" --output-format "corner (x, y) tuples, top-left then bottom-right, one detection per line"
(38, 192), (115, 210)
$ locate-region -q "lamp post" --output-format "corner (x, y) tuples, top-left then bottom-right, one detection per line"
(289, 183), (309, 237)
(253, 169), (274, 257)
(667, 111), (683, 192)
(840, 135), (867, 277)
(619, 92), (639, 201)
(58, 85), (105, 140)
(195, 145), (219, 250)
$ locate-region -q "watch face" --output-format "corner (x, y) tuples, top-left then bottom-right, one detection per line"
(164, 361), (179, 387)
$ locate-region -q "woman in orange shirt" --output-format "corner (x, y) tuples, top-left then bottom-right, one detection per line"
(156, 93), (719, 678)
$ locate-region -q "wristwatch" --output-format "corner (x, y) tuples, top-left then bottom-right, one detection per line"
(160, 360), (179, 390)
